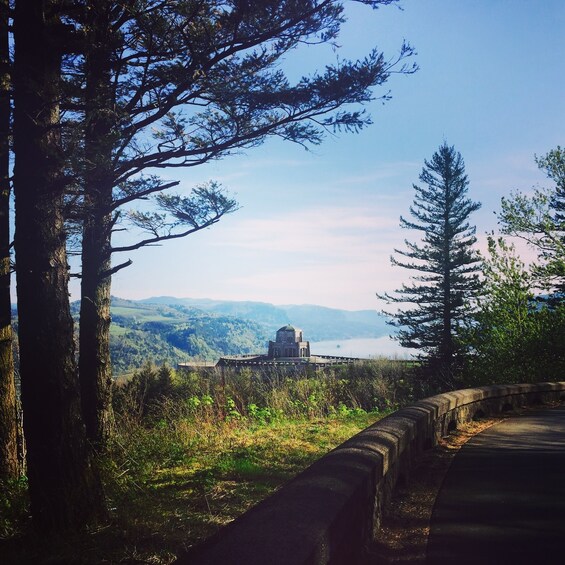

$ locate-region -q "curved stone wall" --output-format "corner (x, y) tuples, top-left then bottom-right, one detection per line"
(181, 382), (565, 565)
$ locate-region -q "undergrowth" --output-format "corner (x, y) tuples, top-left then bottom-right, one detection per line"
(1, 359), (415, 564)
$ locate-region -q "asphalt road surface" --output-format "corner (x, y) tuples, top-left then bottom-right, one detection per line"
(427, 405), (565, 565)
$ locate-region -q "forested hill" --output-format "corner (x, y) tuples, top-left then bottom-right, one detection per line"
(105, 296), (389, 374)
(139, 296), (389, 339)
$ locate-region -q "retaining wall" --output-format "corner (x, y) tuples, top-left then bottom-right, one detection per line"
(180, 381), (565, 565)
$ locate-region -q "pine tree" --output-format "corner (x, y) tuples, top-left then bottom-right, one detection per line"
(66, 0), (416, 448)
(13, 0), (106, 531)
(0, 0), (19, 483)
(379, 143), (482, 384)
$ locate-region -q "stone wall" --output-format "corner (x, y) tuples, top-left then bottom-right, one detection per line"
(179, 382), (565, 565)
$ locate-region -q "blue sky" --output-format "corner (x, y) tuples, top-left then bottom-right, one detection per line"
(99, 0), (565, 311)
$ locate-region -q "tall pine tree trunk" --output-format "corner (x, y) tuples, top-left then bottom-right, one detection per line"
(0, 0), (19, 483)
(13, 0), (106, 531)
(441, 185), (454, 378)
(79, 0), (115, 448)
(79, 214), (113, 449)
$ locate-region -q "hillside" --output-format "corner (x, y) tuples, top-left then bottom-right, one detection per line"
(103, 296), (389, 374)
(138, 296), (389, 340)
(107, 297), (269, 373)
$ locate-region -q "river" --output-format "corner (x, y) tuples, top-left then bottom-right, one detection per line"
(310, 336), (415, 359)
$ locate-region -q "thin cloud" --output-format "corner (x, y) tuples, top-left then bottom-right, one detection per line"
(331, 161), (421, 187)
(214, 206), (402, 259)
(224, 257), (408, 311)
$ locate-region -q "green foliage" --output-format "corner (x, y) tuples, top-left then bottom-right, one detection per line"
(463, 146), (565, 386)
(106, 360), (410, 495)
(100, 358), (414, 561)
(106, 298), (269, 374)
(0, 477), (28, 539)
(378, 143), (482, 384)
(110, 330), (189, 377)
(111, 296), (390, 341)
(3, 359), (416, 561)
(247, 403), (278, 425)
(126, 182), (239, 249)
(113, 359), (411, 432)
(105, 296), (394, 376)
(331, 359), (409, 408)
(499, 146), (565, 293)
(461, 237), (565, 385)
(112, 362), (179, 419)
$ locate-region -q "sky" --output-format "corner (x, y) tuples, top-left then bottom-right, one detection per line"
(97, 0), (565, 312)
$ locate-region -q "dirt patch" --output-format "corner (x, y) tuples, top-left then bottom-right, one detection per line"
(367, 418), (501, 563)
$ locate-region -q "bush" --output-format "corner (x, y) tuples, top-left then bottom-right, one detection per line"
(113, 359), (414, 426)
(105, 359), (417, 497)
(0, 477), (28, 539)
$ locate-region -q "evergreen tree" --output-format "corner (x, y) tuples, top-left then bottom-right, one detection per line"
(13, 0), (106, 531)
(65, 0), (416, 448)
(7, 0), (416, 534)
(379, 143), (481, 385)
(0, 0), (19, 483)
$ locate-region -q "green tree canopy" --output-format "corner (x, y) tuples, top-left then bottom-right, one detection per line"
(66, 0), (417, 447)
(498, 146), (565, 294)
(8, 0), (417, 533)
(461, 236), (565, 385)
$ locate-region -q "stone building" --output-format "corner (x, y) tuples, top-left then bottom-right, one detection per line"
(179, 324), (359, 371)
(267, 324), (310, 359)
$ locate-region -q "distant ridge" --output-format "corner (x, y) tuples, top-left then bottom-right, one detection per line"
(104, 296), (391, 374)
(138, 296), (389, 341)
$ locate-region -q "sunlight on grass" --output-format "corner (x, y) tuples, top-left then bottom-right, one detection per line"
(99, 412), (384, 562)
(1, 360), (411, 564)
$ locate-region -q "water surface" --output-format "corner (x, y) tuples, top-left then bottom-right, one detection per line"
(310, 336), (414, 359)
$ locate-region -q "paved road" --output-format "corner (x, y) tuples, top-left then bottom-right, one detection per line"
(427, 405), (565, 565)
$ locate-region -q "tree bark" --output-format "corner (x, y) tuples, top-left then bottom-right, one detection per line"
(79, 0), (115, 448)
(0, 0), (19, 483)
(79, 220), (113, 449)
(13, 0), (106, 531)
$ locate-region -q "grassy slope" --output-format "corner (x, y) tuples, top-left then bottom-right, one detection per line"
(1, 359), (411, 563)
(1, 413), (384, 564)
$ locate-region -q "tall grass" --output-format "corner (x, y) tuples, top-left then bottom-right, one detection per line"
(2, 359), (416, 564)
(116, 358), (412, 416)
(102, 360), (414, 548)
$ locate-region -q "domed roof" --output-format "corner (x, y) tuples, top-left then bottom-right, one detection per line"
(278, 324), (296, 332)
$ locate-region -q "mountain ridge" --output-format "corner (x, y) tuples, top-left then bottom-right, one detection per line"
(136, 295), (389, 340)
(100, 296), (390, 374)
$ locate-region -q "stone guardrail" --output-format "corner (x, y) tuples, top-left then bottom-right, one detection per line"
(179, 381), (565, 565)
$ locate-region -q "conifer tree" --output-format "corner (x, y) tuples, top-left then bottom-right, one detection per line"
(0, 0), (19, 483)
(379, 143), (482, 384)
(13, 0), (106, 531)
(67, 0), (416, 447)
